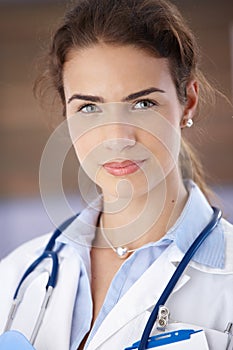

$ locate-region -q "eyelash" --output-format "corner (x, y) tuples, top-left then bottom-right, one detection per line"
(133, 98), (159, 109)
(76, 98), (159, 113)
(77, 103), (96, 112)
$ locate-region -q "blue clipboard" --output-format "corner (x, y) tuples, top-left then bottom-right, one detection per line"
(125, 329), (202, 349)
(0, 330), (35, 349)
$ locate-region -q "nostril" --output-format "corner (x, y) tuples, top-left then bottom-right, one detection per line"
(103, 138), (136, 151)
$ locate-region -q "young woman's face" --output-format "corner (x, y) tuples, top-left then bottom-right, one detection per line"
(63, 44), (188, 200)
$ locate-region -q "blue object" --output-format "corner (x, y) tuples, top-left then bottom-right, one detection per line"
(125, 329), (202, 349)
(135, 207), (222, 350)
(14, 251), (59, 299)
(68, 182), (225, 350)
(0, 330), (35, 349)
(3, 213), (79, 345)
(14, 212), (79, 299)
(3, 207), (221, 348)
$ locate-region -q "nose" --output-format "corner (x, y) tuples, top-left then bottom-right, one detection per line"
(102, 122), (136, 152)
(103, 137), (136, 152)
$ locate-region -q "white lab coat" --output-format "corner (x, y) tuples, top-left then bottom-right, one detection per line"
(0, 219), (233, 350)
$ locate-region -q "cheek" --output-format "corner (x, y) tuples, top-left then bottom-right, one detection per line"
(72, 131), (104, 185)
(73, 130), (101, 162)
(74, 138), (89, 163)
(137, 120), (181, 164)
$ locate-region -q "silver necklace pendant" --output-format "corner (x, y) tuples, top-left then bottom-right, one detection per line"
(99, 215), (135, 259)
(115, 246), (130, 259)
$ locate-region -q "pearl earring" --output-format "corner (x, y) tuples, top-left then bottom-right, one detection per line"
(186, 118), (193, 128)
(181, 118), (193, 128)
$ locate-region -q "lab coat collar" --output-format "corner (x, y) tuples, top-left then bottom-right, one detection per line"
(86, 243), (189, 350)
(87, 237), (230, 350)
(58, 180), (225, 270)
(57, 194), (102, 277)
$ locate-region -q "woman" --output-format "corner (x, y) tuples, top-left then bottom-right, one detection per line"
(0, 0), (232, 349)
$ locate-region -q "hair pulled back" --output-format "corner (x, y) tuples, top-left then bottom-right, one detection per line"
(37, 0), (215, 198)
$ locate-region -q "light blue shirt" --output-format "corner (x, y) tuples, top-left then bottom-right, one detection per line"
(57, 180), (225, 350)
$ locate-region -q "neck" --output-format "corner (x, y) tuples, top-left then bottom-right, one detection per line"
(95, 169), (188, 250)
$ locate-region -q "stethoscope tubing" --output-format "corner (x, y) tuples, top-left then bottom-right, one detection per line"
(13, 251), (59, 300)
(4, 208), (222, 348)
(4, 213), (79, 344)
(13, 213), (79, 300)
(44, 213), (79, 251)
(137, 207), (222, 350)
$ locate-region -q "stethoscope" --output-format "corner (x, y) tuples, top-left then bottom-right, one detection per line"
(3, 207), (223, 348)
(3, 213), (78, 346)
(137, 206), (222, 350)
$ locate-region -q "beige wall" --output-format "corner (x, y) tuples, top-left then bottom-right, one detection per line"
(0, 0), (232, 198)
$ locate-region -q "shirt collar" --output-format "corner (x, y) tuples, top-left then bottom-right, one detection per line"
(57, 195), (102, 276)
(58, 180), (225, 269)
(169, 180), (225, 269)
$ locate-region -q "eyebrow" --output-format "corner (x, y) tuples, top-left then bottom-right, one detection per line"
(67, 87), (165, 104)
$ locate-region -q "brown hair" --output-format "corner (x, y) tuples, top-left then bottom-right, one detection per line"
(36, 0), (216, 199)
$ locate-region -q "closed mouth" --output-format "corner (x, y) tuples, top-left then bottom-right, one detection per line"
(102, 159), (146, 176)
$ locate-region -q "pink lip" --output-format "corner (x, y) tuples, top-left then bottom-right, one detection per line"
(103, 160), (145, 176)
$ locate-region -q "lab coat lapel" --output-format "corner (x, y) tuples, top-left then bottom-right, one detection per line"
(87, 244), (190, 350)
(35, 244), (81, 350)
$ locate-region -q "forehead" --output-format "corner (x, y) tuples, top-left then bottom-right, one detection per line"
(63, 44), (174, 100)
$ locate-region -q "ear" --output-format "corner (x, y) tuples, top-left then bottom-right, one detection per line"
(180, 80), (199, 129)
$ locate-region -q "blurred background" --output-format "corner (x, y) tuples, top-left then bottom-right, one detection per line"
(0, 0), (233, 259)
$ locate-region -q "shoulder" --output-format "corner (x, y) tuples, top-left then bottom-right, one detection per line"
(0, 230), (80, 295)
(1, 234), (50, 260)
(0, 234), (51, 275)
(221, 218), (233, 271)
(0, 210), (82, 266)
(221, 217), (233, 252)
(0, 234), (52, 311)
(221, 217), (233, 236)
(188, 217), (233, 274)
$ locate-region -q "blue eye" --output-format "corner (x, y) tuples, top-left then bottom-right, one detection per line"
(133, 99), (157, 110)
(77, 104), (101, 114)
